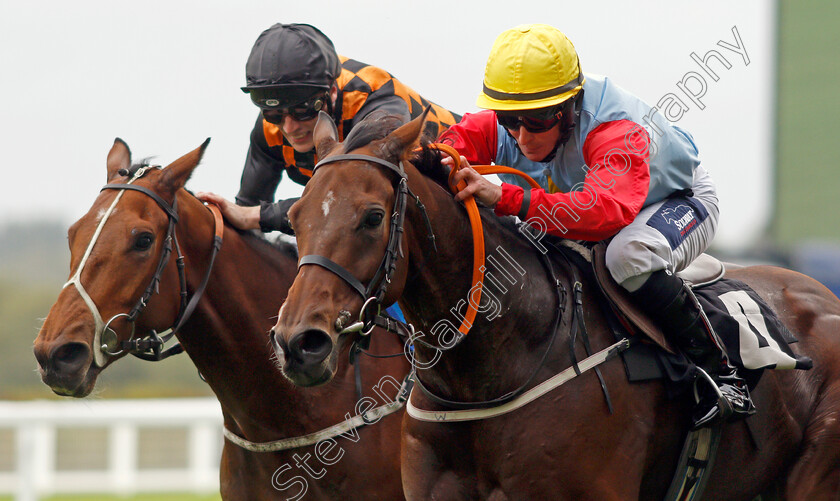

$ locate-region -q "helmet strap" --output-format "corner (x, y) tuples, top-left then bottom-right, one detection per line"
(555, 89), (583, 150)
(326, 84), (340, 125)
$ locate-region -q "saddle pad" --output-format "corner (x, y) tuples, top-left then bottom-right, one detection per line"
(694, 279), (813, 371)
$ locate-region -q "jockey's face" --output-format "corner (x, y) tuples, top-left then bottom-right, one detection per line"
(263, 86), (339, 153)
(277, 115), (319, 153)
(507, 122), (562, 162)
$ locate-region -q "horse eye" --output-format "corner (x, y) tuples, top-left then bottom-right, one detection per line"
(363, 211), (385, 228)
(133, 233), (155, 251)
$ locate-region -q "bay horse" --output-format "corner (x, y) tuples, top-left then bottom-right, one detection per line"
(33, 139), (410, 500)
(271, 110), (840, 500)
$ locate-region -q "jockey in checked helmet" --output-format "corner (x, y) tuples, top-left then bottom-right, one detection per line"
(197, 23), (460, 236)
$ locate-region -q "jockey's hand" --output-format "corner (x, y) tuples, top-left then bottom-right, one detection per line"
(443, 155), (502, 208)
(195, 191), (260, 230)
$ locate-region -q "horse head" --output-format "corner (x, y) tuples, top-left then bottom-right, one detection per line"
(34, 138), (209, 396)
(270, 111), (428, 386)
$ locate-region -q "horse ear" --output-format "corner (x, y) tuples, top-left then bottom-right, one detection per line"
(313, 111), (339, 158)
(384, 106), (429, 158)
(106, 138), (132, 181)
(159, 138), (211, 194)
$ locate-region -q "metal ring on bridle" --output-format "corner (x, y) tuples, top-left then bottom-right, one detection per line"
(359, 297), (380, 336)
(100, 313), (136, 356)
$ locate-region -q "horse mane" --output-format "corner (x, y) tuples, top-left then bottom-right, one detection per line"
(343, 111), (408, 154)
(341, 111), (451, 190)
(410, 143), (450, 190)
(342, 113), (526, 251)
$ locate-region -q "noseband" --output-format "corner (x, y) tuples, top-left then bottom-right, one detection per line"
(63, 165), (223, 366)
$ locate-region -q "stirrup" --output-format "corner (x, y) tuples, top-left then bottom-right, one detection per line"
(691, 367), (755, 430)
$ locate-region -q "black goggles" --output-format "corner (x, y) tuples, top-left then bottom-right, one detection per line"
(247, 86), (329, 122)
(496, 110), (563, 133)
(260, 94), (328, 124)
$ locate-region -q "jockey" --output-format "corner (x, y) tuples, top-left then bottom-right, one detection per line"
(439, 24), (755, 429)
(197, 23), (460, 235)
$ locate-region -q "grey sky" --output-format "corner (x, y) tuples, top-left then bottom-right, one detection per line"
(0, 1), (774, 251)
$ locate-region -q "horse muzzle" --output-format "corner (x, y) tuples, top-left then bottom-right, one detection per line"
(270, 327), (335, 387)
(34, 338), (98, 397)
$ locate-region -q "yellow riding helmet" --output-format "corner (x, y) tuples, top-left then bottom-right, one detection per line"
(477, 24), (585, 111)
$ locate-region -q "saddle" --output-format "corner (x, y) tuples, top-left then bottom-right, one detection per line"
(590, 242), (726, 354)
(583, 241), (809, 378)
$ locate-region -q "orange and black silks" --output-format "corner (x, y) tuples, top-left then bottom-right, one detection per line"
(261, 56), (461, 180)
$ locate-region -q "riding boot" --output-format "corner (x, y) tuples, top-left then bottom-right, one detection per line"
(629, 269), (756, 429)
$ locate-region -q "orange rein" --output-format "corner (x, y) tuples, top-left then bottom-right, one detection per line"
(429, 143), (541, 336)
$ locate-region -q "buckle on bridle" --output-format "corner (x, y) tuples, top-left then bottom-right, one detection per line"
(335, 297), (381, 336)
(359, 296), (381, 336)
(100, 313), (136, 356)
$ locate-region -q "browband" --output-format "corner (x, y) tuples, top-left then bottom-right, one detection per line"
(313, 154), (405, 179)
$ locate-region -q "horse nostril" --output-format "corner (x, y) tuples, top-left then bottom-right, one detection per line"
(34, 346), (49, 371)
(270, 328), (289, 363)
(52, 342), (90, 373)
(288, 329), (333, 365)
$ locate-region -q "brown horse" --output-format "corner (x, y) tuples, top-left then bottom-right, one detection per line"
(33, 139), (410, 500)
(271, 111), (840, 500)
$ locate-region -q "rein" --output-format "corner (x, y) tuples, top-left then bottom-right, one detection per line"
(294, 145), (541, 340)
(63, 166), (223, 365)
(434, 143), (542, 336)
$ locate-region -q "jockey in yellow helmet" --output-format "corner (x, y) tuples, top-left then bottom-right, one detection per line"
(439, 24), (754, 429)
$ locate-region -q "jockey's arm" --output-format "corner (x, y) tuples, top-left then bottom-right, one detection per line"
(437, 110), (498, 165)
(237, 114), (286, 207)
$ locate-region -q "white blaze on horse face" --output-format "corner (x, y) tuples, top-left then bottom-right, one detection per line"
(322, 191), (335, 218)
(96, 207), (114, 222)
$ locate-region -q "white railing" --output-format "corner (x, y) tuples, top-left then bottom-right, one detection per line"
(0, 398), (223, 501)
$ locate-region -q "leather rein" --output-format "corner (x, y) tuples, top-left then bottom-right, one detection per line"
(64, 165), (223, 365)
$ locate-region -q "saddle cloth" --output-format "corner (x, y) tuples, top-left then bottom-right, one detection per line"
(589, 242), (812, 372)
(693, 280), (812, 370)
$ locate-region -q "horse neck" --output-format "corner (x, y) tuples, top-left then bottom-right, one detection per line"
(402, 169), (566, 400)
(171, 195), (359, 438)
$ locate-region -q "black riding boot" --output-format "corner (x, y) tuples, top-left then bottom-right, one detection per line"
(630, 269), (756, 429)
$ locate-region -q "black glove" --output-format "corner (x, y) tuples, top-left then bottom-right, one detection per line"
(259, 198), (300, 236)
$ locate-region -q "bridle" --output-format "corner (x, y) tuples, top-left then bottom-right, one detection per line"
(274, 153), (435, 346)
(63, 165), (223, 366)
(274, 146), (511, 351)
